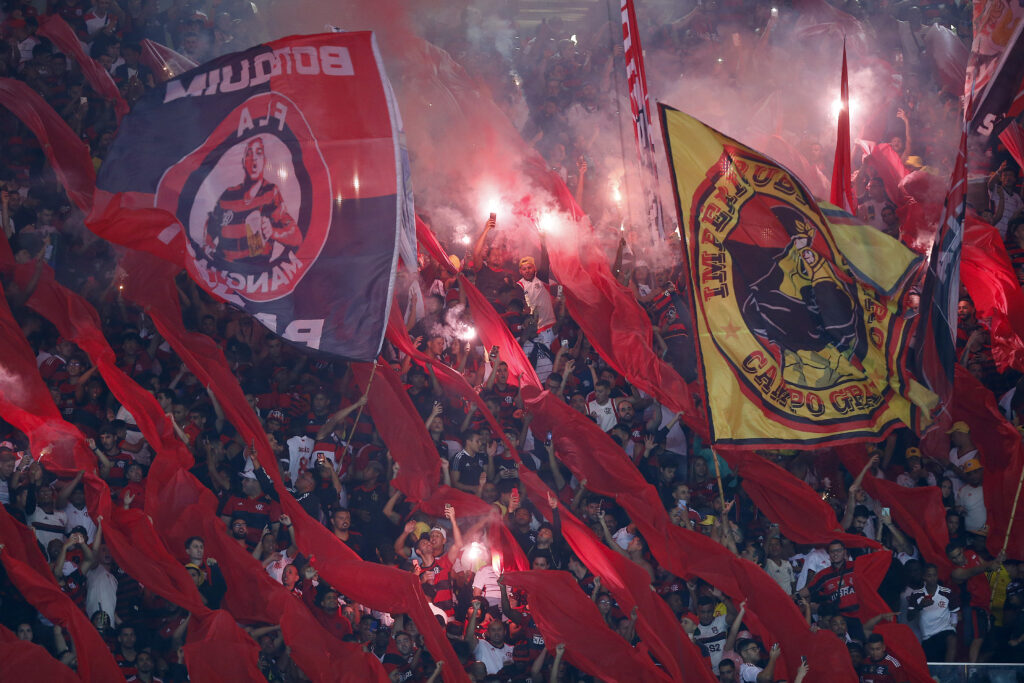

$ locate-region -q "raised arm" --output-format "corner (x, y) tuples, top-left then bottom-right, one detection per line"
(445, 504), (465, 563)
(315, 395), (368, 441)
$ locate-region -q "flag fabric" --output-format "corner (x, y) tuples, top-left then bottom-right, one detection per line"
(962, 215), (1024, 372)
(829, 42), (856, 213)
(415, 216), (541, 387)
(967, 0), (1024, 139)
(523, 388), (860, 681)
(0, 623), (79, 683)
(723, 449), (881, 549)
(116, 249), (465, 683)
(953, 365), (1024, 559)
(620, 0), (666, 238)
(836, 445), (953, 580)
(37, 15), (129, 122)
(660, 105), (924, 447)
(91, 32), (412, 360)
(0, 258), (280, 682)
(139, 39), (199, 83)
(1000, 120), (1024, 170)
(501, 570), (672, 683)
(0, 78), (96, 212)
(913, 116), (968, 432)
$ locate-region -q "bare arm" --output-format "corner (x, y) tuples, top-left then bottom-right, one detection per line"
(445, 505), (465, 563)
(471, 216), (496, 269)
(549, 643), (565, 683)
(315, 396), (368, 441)
(758, 644), (781, 683)
(546, 441), (566, 492)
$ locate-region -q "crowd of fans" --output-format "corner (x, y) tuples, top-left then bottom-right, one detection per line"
(2, 0), (1024, 682)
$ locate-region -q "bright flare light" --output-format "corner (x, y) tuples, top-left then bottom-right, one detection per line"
(458, 326), (477, 341)
(481, 194), (502, 218)
(491, 550), (503, 575)
(831, 95), (858, 120)
(570, 34), (577, 45)
(537, 211), (559, 235)
(460, 234), (472, 245)
(771, 7), (778, 17)
(612, 185), (622, 204)
(353, 174), (360, 192)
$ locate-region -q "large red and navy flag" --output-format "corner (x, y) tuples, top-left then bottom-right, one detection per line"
(91, 32), (413, 361)
(660, 105), (931, 448)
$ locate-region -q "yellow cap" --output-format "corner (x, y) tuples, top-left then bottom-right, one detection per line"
(946, 421), (970, 435)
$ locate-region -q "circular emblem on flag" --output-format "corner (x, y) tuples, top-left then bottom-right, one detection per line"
(155, 92), (331, 303)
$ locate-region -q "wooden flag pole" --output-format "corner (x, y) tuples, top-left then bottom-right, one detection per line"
(1001, 465), (1024, 556)
(711, 449), (727, 515)
(343, 361), (378, 445)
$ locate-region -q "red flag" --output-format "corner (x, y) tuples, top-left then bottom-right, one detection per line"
(384, 274), (705, 681)
(523, 388), (859, 681)
(962, 216), (1024, 372)
(526, 158), (708, 440)
(0, 510), (126, 683)
(620, 0), (667, 238)
(952, 365), (1024, 559)
(3, 260), (274, 682)
(723, 450), (880, 549)
(349, 360), (530, 572)
(0, 78), (96, 212)
(830, 42), (857, 213)
(118, 250), (467, 683)
(0, 624), (79, 683)
(851, 551), (933, 683)
(37, 15), (129, 122)
(500, 570), (672, 683)
(1000, 121), (1024, 170)
(139, 39), (197, 83)
(836, 446), (953, 579)
(415, 216), (540, 387)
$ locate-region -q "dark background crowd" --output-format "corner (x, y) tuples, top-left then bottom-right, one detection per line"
(1, 0), (1023, 682)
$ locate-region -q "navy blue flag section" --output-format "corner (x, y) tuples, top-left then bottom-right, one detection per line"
(91, 32), (412, 361)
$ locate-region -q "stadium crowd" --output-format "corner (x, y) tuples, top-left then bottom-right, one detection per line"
(1, 0), (1024, 682)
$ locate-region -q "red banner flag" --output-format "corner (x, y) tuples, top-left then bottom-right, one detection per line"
(724, 450), (881, 549)
(962, 216), (1024, 372)
(620, 0), (666, 238)
(0, 78), (96, 212)
(836, 446), (953, 580)
(0, 509), (126, 683)
(952, 365), (1024, 559)
(830, 42), (857, 213)
(0, 623), (79, 683)
(501, 570), (671, 683)
(523, 387), (859, 681)
(37, 14), (129, 122)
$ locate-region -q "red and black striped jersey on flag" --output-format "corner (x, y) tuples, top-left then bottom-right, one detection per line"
(206, 182), (301, 263)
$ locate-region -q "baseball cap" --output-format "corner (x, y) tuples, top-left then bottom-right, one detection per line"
(430, 526), (447, 541)
(905, 447), (922, 459)
(699, 515), (716, 526)
(681, 611), (698, 624)
(962, 459), (983, 473)
(266, 410), (285, 422)
(946, 421), (970, 435)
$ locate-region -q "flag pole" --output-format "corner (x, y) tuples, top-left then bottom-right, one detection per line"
(1001, 465), (1024, 556)
(344, 360), (378, 444)
(711, 449), (727, 515)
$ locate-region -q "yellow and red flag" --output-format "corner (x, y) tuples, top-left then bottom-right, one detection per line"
(660, 105), (932, 447)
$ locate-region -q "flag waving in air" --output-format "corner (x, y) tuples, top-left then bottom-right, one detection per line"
(91, 32), (413, 361)
(660, 105), (929, 447)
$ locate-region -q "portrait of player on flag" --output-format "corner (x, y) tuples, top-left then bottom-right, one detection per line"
(203, 136), (302, 266)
